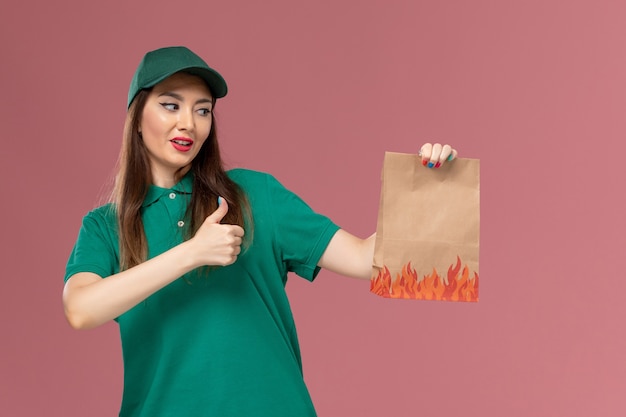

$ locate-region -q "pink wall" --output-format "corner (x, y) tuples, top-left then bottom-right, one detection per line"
(2, 0), (626, 415)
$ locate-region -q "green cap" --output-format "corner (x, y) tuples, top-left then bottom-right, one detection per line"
(127, 46), (228, 108)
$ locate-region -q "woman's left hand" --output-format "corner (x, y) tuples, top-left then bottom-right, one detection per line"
(418, 143), (458, 168)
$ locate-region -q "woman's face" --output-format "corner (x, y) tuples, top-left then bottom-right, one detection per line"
(139, 72), (213, 186)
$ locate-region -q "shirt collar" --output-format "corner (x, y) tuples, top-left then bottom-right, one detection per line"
(142, 171), (194, 207)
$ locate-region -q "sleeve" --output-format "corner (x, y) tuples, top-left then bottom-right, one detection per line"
(265, 174), (340, 281)
(64, 207), (119, 282)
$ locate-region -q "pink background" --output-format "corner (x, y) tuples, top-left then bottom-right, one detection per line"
(2, 0), (626, 415)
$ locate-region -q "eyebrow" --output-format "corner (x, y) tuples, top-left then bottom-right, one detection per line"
(158, 92), (213, 105)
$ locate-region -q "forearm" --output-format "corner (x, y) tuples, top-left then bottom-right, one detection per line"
(63, 240), (198, 330)
(64, 200), (245, 330)
(318, 230), (376, 280)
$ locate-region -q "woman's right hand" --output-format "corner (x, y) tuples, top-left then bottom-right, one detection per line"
(64, 198), (245, 330)
(187, 198), (244, 267)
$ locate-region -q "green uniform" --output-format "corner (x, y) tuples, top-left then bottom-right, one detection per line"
(65, 169), (340, 417)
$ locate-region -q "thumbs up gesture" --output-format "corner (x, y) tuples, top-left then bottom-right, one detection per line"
(188, 197), (245, 267)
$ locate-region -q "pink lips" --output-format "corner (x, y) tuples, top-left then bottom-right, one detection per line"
(170, 137), (194, 152)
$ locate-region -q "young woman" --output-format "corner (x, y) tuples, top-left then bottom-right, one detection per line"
(63, 46), (457, 417)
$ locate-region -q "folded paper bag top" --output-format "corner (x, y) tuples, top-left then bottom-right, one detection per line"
(371, 152), (480, 302)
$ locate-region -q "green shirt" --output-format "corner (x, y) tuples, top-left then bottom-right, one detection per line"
(65, 169), (340, 417)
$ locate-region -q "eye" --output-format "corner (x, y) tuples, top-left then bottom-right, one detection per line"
(197, 108), (212, 117)
(160, 102), (179, 111)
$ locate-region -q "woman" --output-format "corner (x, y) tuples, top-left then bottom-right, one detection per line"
(63, 46), (457, 417)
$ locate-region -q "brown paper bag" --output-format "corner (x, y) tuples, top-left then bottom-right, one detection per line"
(371, 152), (480, 302)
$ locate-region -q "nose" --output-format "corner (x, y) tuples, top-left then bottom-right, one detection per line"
(176, 108), (195, 132)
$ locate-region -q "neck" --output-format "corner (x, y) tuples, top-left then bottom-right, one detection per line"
(151, 165), (191, 188)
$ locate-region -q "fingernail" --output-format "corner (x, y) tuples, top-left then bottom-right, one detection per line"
(422, 159), (428, 166)
(447, 154), (454, 161)
(427, 162), (434, 168)
(435, 162), (441, 168)
(218, 196), (224, 205)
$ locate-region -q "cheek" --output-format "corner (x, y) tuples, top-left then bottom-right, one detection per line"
(197, 119), (213, 142)
(194, 134), (210, 152)
(201, 117), (213, 135)
(192, 125), (212, 155)
(141, 106), (169, 136)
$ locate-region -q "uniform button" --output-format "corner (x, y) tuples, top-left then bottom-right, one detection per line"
(177, 220), (185, 227)
(169, 193), (176, 199)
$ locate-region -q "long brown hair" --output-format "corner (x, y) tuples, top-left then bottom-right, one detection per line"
(111, 87), (250, 271)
